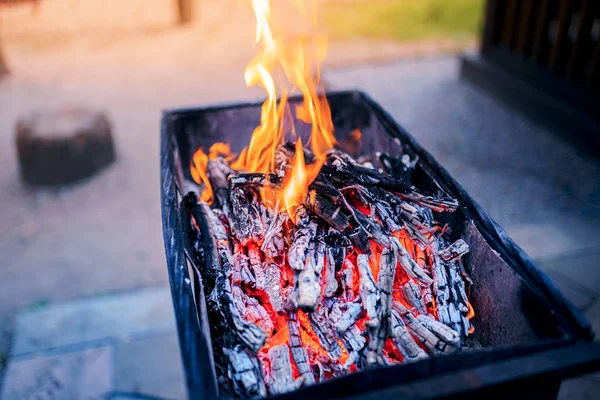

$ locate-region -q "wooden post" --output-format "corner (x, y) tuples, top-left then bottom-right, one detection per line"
(177, 0), (194, 25)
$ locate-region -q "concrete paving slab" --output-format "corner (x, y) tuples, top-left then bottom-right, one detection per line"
(115, 333), (186, 400)
(538, 248), (600, 297)
(11, 286), (175, 356)
(1, 345), (113, 400)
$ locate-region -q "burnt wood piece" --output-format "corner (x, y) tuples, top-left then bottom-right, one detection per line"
(229, 186), (264, 245)
(417, 314), (461, 346)
(207, 158), (233, 210)
(264, 263), (285, 313)
(391, 310), (428, 363)
(288, 208), (318, 271)
(287, 312), (315, 384)
(246, 242), (266, 291)
(396, 192), (459, 213)
(429, 238), (452, 329)
(232, 286), (274, 333)
(393, 237), (433, 286)
(335, 302), (363, 336)
(223, 345), (266, 399)
(340, 259), (356, 302)
(393, 301), (458, 355)
(439, 239), (470, 262)
(195, 203), (267, 354)
(402, 280), (428, 315)
(324, 247), (340, 298)
(16, 108), (115, 186)
(262, 211), (287, 261)
(306, 192), (350, 231)
(268, 344), (300, 394)
(367, 246), (398, 365)
(310, 306), (344, 361)
(230, 172), (282, 188)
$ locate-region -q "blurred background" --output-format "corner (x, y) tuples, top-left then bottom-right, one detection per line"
(0, 0), (598, 399)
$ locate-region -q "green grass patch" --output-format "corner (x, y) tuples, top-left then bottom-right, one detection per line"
(324, 0), (484, 43)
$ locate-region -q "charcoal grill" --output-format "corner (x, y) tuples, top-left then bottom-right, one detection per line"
(160, 91), (600, 400)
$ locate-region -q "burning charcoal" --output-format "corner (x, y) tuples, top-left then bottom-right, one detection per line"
(357, 254), (380, 327)
(262, 212), (287, 261)
(334, 302), (363, 336)
(217, 260), (267, 354)
(324, 248), (340, 298)
(353, 211), (392, 249)
(267, 344), (301, 395)
(365, 246), (397, 365)
(310, 174), (343, 203)
(288, 208), (318, 271)
(342, 325), (367, 363)
(348, 227), (370, 253)
(323, 150), (411, 193)
(393, 301), (457, 355)
(232, 286), (274, 333)
(306, 192), (350, 231)
(340, 259), (355, 302)
(247, 242), (266, 291)
(207, 157), (233, 210)
(439, 239), (470, 262)
(237, 252), (256, 287)
(264, 263), (285, 313)
(392, 237), (433, 286)
(397, 192), (458, 213)
(229, 186), (264, 245)
(286, 312), (315, 384)
(310, 307), (343, 361)
(417, 314), (460, 346)
(429, 239), (452, 327)
(229, 172), (282, 188)
(401, 280), (428, 315)
(223, 345), (267, 399)
(390, 310), (428, 363)
(295, 262), (321, 312)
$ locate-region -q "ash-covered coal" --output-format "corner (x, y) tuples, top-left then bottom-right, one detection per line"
(182, 142), (474, 399)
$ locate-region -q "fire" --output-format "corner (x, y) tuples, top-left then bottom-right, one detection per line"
(190, 143), (235, 204)
(232, 0), (335, 220)
(467, 301), (475, 334)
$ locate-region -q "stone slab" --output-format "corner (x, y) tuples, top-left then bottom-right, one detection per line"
(1, 345), (113, 400)
(115, 333), (186, 400)
(12, 286), (175, 356)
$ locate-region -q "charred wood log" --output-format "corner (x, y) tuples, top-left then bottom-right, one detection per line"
(401, 280), (428, 315)
(229, 173), (282, 188)
(306, 191), (350, 231)
(207, 158), (233, 210)
(393, 301), (457, 355)
(390, 310), (428, 363)
(309, 307), (343, 361)
(268, 344), (301, 394)
(392, 237), (432, 286)
(439, 239), (470, 262)
(417, 314), (460, 346)
(286, 312), (315, 384)
(229, 186), (265, 245)
(334, 302), (363, 336)
(357, 254), (380, 328)
(223, 345), (267, 399)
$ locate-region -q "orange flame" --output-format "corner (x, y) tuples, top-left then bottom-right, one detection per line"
(467, 301), (475, 334)
(230, 0), (335, 220)
(190, 143), (235, 204)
